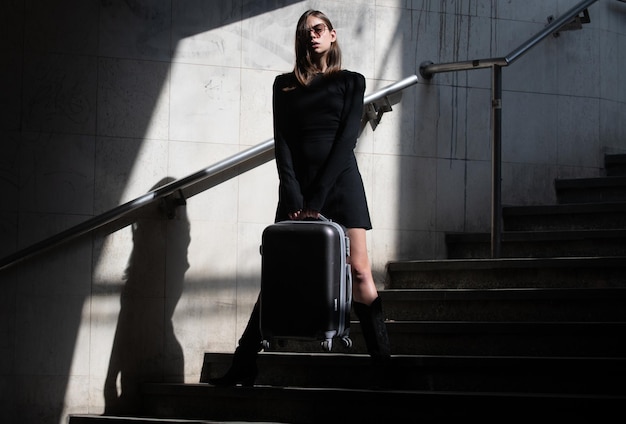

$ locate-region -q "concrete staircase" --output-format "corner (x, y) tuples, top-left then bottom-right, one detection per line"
(70, 154), (626, 423)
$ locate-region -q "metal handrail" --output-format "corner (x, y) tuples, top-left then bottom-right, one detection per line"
(420, 0), (598, 78)
(419, 0), (598, 258)
(0, 74), (419, 271)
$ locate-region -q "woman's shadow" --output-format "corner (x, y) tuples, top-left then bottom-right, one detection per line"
(103, 177), (190, 415)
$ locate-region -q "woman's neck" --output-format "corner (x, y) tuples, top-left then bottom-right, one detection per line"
(312, 54), (327, 73)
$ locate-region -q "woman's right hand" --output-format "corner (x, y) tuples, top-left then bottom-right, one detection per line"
(288, 208), (320, 220)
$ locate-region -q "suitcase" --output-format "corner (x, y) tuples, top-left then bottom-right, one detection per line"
(259, 216), (352, 351)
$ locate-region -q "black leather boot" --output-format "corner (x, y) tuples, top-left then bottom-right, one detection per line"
(208, 301), (262, 387)
(353, 297), (391, 388)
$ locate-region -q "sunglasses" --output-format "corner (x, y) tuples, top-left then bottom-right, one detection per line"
(300, 23), (327, 37)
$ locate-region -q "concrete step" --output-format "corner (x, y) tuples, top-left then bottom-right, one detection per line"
(502, 201), (626, 231)
(379, 287), (626, 321)
(200, 352), (626, 395)
(138, 382), (624, 422)
(445, 229), (626, 258)
(384, 257), (626, 289)
(71, 351), (626, 423)
(381, 321), (626, 356)
(69, 416), (243, 424)
(255, 320), (625, 357)
(555, 176), (626, 203)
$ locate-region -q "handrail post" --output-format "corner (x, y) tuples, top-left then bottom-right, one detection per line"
(491, 65), (503, 259)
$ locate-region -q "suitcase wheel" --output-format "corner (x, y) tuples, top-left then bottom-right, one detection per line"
(341, 336), (352, 348)
(321, 339), (333, 351)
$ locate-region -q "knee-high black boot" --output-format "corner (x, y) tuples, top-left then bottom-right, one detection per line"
(208, 301), (262, 387)
(353, 296), (391, 365)
(353, 297), (391, 388)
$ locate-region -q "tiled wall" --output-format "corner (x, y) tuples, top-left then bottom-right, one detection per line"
(0, 0), (624, 422)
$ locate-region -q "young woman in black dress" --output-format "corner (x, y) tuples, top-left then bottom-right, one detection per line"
(209, 9), (390, 387)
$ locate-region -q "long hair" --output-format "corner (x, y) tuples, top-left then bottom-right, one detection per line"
(294, 10), (342, 86)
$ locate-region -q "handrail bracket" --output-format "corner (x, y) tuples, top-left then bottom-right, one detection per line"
(548, 8), (591, 37)
(363, 95), (394, 131)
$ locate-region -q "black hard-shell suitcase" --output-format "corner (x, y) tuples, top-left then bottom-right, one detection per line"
(259, 216), (352, 351)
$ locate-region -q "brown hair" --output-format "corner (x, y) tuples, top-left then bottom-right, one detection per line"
(293, 10), (342, 86)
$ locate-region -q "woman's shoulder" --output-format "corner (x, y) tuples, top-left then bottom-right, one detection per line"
(274, 71), (297, 88)
(337, 69), (365, 91)
(339, 69), (365, 80)
(274, 72), (306, 96)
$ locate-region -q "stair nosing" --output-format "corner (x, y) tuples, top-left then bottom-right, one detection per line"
(385, 321), (626, 335)
(386, 256), (626, 272)
(204, 351), (626, 364)
(503, 201), (626, 216)
(143, 381), (626, 399)
(445, 228), (626, 242)
(555, 175), (626, 188)
(380, 287), (626, 301)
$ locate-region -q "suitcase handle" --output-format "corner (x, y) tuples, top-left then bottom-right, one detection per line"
(303, 213), (329, 222)
(302, 215), (350, 257)
(318, 214), (331, 222)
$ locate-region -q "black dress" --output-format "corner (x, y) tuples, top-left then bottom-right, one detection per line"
(272, 70), (372, 230)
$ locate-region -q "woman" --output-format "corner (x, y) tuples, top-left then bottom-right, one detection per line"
(209, 9), (390, 387)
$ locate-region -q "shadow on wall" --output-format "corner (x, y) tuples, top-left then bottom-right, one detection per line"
(103, 177), (190, 416)
(0, 1), (311, 422)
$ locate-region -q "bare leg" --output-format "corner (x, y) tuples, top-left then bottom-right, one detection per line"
(347, 228), (379, 305)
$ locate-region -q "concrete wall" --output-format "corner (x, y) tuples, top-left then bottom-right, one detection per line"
(1, 0), (624, 422)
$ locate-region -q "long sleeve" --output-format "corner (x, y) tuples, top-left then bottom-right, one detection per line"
(273, 76), (303, 215)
